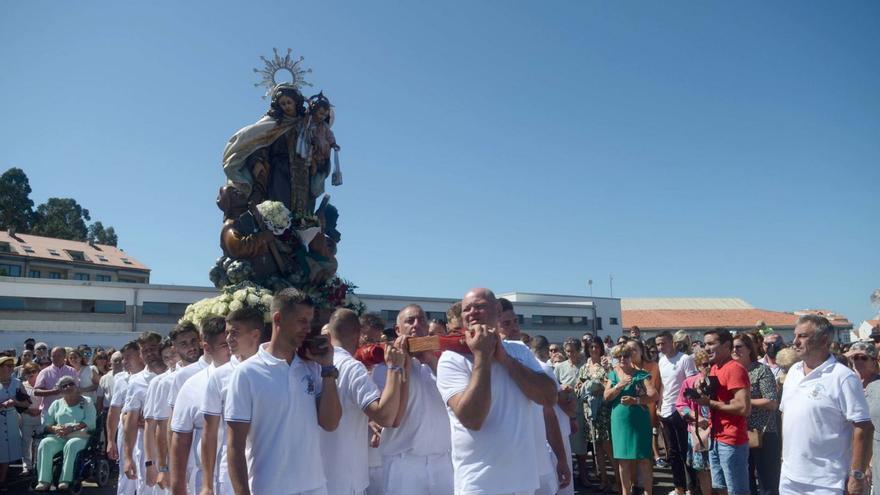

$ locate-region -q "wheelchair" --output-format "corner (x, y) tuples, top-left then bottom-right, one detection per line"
(29, 413), (112, 494)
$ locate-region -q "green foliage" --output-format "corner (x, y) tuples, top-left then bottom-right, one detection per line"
(1, 168), (121, 245)
(87, 221), (118, 246)
(31, 198), (91, 241)
(0, 167), (35, 232)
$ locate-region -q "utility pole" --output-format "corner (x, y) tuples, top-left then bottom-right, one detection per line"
(588, 279), (593, 297)
(609, 274), (614, 298)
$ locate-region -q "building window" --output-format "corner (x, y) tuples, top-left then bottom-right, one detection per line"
(65, 250), (87, 261)
(93, 300), (125, 314)
(609, 317), (619, 325)
(22, 245), (35, 253)
(0, 242), (11, 253)
(0, 264), (22, 277)
(142, 302), (189, 316)
(120, 258), (133, 265)
(48, 249), (60, 256)
(28, 270), (40, 278)
(380, 310), (399, 324)
(0, 297), (25, 310)
(48, 272), (62, 279)
(73, 273), (90, 281)
(426, 311), (447, 322)
(531, 315), (591, 326)
(596, 317), (603, 330)
(96, 255), (108, 262)
(95, 275), (111, 282)
(0, 296), (123, 313)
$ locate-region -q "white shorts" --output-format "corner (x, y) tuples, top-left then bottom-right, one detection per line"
(383, 452), (454, 495)
(779, 476), (844, 495)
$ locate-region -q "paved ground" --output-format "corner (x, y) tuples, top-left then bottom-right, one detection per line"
(5, 457), (681, 494)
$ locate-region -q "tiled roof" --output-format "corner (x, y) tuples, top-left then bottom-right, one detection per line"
(622, 308), (852, 331)
(621, 298), (753, 311)
(0, 231), (149, 272)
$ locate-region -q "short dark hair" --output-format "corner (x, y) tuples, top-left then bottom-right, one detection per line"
(585, 335), (606, 357)
(498, 297), (514, 313)
(797, 314), (834, 342)
(531, 335), (549, 352)
(655, 331), (674, 342)
(564, 338), (582, 351)
(359, 313), (385, 332)
(226, 307), (266, 331)
(200, 316), (228, 344)
(160, 337), (174, 353)
(704, 328), (733, 346)
(271, 288), (314, 315)
(169, 322), (199, 343)
(121, 340), (140, 354)
(137, 331), (162, 347)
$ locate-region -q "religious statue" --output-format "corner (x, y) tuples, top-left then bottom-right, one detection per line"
(210, 49), (344, 292)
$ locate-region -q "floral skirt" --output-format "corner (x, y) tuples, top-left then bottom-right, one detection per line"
(585, 402), (612, 443)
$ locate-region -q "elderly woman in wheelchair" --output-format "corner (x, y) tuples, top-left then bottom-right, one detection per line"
(35, 375), (96, 491)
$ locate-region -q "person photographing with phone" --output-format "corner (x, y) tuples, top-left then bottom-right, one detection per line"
(697, 328), (751, 495)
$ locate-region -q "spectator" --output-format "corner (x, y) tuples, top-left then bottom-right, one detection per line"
(428, 318), (448, 336)
(627, 339), (664, 469)
(862, 344), (880, 495)
(630, 325), (643, 342)
(24, 338), (35, 352)
(604, 343), (658, 495)
(760, 333), (785, 380)
(98, 351), (123, 412)
(67, 347), (99, 404)
(732, 333), (780, 495)
(675, 350), (713, 495)
(14, 349), (34, 379)
(700, 328), (750, 495)
(780, 315), (873, 495)
(577, 335), (617, 492)
(359, 313), (385, 345)
(33, 342), (48, 360)
(34, 375), (96, 492)
(446, 301), (463, 334)
(555, 338), (589, 485)
(549, 344), (565, 365)
(673, 330), (692, 355)
(846, 341), (879, 388)
(33, 347), (77, 422)
(20, 362), (42, 476)
(656, 330), (698, 495)
(0, 355), (29, 491)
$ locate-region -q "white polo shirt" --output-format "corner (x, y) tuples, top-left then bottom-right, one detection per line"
(200, 356), (240, 487)
(437, 340), (543, 494)
(225, 343), (325, 495)
(658, 351), (697, 418)
(320, 347), (381, 494)
(122, 368), (158, 414)
(780, 354), (871, 489)
(372, 357), (451, 457)
(145, 368), (176, 421)
(169, 356), (210, 410)
(171, 365), (214, 488)
(143, 369), (172, 421)
(110, 371), (130, 410)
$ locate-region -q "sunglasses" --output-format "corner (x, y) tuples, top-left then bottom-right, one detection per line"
(59, 383), (76, 389)
(851, 355), (873, 362)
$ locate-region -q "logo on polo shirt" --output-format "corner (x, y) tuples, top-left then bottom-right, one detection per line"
(808, 383), (826, 400)
(301, 374), (317, 396)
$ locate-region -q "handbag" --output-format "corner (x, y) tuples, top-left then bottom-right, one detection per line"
(748, 427), (764, 448)
(14, 386), (31, 414)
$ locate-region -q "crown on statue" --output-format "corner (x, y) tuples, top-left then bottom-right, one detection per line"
(253, 47), (313, 99)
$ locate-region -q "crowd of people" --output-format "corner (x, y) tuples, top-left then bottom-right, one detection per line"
(0, 288), (878, 495)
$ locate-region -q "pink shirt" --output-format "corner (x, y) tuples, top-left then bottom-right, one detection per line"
(34, 364), (77, 412)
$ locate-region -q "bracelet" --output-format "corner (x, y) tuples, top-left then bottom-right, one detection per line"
(389, 365), (404, 374)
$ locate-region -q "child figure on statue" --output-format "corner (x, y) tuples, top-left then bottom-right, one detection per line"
(306, 92), (341, 204)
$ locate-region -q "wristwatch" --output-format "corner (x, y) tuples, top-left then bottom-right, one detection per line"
(158, 466), (169, 473)
(321, 365), (339, 379)
(851, 470), (865, 481)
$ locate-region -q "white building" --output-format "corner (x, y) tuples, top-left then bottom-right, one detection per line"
(0, 277), (622, 350)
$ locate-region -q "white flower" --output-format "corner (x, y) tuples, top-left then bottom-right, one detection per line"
(246, 293), (261, 307)
(263, 311), (273, 323)
(229, 300), (244, 312)
(233, 289), (248, 302)
(256, 201), (292, 235)
(261, 294), (273, 307)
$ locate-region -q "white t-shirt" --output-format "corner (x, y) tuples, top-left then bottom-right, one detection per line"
(99, 371), (116, 408)
(225, 344), (326, 495)
(143, 369), (172, 421)
(201, 356), (240, 486)
(658, 352), (697, 418)
(122, 368), (158, 414)
(436, 340), (544, 494)
(373, 357), (451, 457)
(540, 360), (572, 439)
(320, 347), (381, 494)
(171, 365), (214, 482)
(780, 355), (871, 489)
(169, 356), (210, 409)
(145, 368), (176, 421)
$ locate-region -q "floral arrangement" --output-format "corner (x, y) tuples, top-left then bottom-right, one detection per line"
(256, 200), (292, 235)
(298, 276), (367, 315)
(180, 281), (274, 329)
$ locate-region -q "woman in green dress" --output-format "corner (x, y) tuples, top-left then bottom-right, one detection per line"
(604, 344), (658, 495)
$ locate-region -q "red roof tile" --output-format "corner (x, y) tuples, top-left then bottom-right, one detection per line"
(622, 308), (852, 331)
(0, 231), (149, 272)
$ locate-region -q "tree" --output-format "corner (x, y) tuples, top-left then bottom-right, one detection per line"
(31, 198), (91, 241)
(87, 221), (118, 246)
(0, 167), (35, 233)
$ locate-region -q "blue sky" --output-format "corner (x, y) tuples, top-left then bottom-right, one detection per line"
(2, 1), (878, 324)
